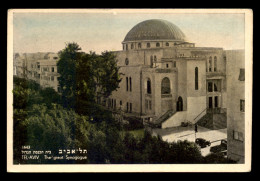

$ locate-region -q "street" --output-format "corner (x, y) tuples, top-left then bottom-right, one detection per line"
(151, 125), (227, 156)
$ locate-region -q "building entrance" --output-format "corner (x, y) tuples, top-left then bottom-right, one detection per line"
(209, 97), (213, 109)
(215, 96), (218, 108)
(177, 96), (183, 111)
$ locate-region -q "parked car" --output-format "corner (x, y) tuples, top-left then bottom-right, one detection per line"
(210, 139), (227, 153)
(195, 138), (211, 148)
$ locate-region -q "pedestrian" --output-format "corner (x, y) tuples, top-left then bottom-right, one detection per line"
(195, 123), (198, 133)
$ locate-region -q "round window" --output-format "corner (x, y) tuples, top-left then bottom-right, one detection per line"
(125, 58), (129, 65)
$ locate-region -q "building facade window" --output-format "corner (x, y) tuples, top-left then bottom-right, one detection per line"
(209, 56), (212, 72)
(52, 67), (55, 72)
(195, 67), (198, 90)
(214, 56), (217, 72)
(126, 102), (129, 112)
(173, 61), (176, 67)
(240, 99), (245, 112)
(150, 56), (153, 67)
(165, 42), (169, 46)
(166, 64), (169, 68)
(149, 100), (152, 110)
(233, 130), (243, 142)
(51, 76), (54, 81)
(161, 77), (171, 94)
(120, 100), (122, 106)
(129, 77), (132, 92)
(131, 43), (134, 49)
(126, 44), (128, 50)
(126, 77), (128, 91)
(214, 83), (218, 92)
(147, 43), (150, 48)
(156, 42), (160, 47)
(208, 82), (213, 92)
(238, 68), (245, 81)
(138, 43), (142, 49)
(125, 58), (129, 65)
(147, 79), (151, 94)
(154, 55), (157, 62)
(129, 103), (132, 113)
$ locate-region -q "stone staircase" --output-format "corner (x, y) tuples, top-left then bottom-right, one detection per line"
(148, 110), (175, 128)
(213, 112), (227, 129)
(197, 113), (214, 129)
(195, 108), (227, 130)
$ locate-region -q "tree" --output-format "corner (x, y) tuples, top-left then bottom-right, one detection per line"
(57, 42), (82, 109)
(95, 51), (122, 98)
(57, 43), (122, 116)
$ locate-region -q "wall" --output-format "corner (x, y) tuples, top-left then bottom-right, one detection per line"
(226, 50), (245, 163)
(186, 59), (207, 97)
(161, 111), (187, 128)
(186, 96), (207, 123)
(109, 65), (142, 114)
(176, 59), (187, 111)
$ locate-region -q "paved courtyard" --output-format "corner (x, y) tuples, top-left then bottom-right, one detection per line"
(151, 125), (227, 156)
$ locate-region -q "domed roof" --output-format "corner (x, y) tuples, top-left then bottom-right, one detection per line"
(123, 19), (187, 42)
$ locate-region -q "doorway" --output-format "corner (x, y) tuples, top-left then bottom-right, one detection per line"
(208, 97), (213, 109)
(177, 96), (183, 111)
(215, 96), (218, 108)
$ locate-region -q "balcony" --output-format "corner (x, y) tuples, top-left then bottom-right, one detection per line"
(161, 94), (172, 98)
(145, 94), (152, 98)
(207, 108), (226, 114)
(206, 71), (225, 79)
(155, 68), (172, 73)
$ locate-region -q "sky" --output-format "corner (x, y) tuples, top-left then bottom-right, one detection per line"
(13, 11), (245, 54)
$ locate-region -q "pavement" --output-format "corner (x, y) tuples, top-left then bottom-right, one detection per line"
(151, 125), (227, 156)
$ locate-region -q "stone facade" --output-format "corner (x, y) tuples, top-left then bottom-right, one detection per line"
(106, 19), (228, 127)
(226, 50), (245, 163)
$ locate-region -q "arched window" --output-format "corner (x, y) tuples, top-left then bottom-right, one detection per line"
(195, 67), (198, 90)
(138, 43), (142, 49)
(156, 42), (160, 47)
(214, 56), (217, 72)
(150, 56), (153, 67)
(147, 79), (151, 94)
(166, 42), (169, 46)
(161, 77), (171, 94)
(131, 43), (134, 49)
(147, 43), (150, 48)
(209, 56), (212, 72)
(154, 55), (157, 62)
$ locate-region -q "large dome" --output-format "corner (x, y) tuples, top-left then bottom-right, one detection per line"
(123, 19), (187, 42)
